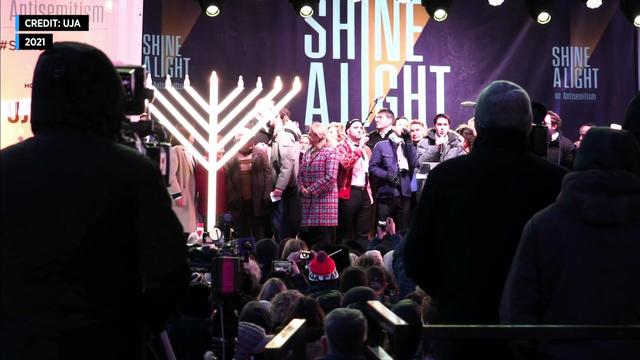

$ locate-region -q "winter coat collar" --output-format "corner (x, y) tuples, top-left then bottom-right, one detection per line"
(557, 169), (640, 226)
(426, 128), (460, 144)
(472, 128), (529, 152)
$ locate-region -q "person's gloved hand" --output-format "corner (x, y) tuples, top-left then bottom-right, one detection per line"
(386, 173), (400, 186)
(401, 128), (411, 143)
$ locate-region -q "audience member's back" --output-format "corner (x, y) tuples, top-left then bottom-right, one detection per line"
(404, 80), (566, 359)
(501, 127), (640, 359)
(319, 308), (368, 360)
(623, 92), (640, 142)
(0, 42), (188, 359)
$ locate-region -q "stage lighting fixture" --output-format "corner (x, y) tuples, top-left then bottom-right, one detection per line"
(585, 0), (602, 9)
(488, 0), (504, 6)
(290, 0), (319, 18)
(537, 11), (551, 24)
(526, 0), (553, 24)
(422, 0), (451, 22)
(199, 0), (223, 17)
(621, 0), (640, 28)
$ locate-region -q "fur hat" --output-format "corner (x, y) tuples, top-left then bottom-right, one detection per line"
(308, 251), (339, 282)
(474, 80), (532, 134)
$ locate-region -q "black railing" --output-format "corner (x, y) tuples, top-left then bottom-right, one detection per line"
(422, 324), (640, 340)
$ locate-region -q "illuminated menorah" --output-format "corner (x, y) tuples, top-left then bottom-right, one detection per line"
(147, 71), (302, 232)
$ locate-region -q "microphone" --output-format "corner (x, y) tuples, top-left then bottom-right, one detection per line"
(366, 94), (386, 125)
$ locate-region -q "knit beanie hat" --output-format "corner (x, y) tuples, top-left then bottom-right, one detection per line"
(474, 80), (532, 135)
(308, 251), (339, 282)
(573, 127), (640, 177)
(346, 118), (363, 131)
(233, 322), (273, 360)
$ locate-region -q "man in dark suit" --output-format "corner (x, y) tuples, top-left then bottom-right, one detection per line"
(404, 80), (566, 360)
(225, 128), (273, 239)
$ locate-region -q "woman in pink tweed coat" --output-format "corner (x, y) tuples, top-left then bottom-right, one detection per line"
(298, 123), (339, 245)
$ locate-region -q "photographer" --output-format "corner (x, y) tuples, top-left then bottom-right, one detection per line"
(369, 111), (418, 233)
(0, 42), (189, 359)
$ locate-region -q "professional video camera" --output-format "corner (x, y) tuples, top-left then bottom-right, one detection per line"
(115, 65), (171, 185)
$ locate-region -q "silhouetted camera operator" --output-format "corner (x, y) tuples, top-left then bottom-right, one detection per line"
(0, 42), (189, 359)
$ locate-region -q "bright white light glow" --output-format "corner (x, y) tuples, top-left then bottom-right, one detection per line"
(148, 82), (209, 149)
(207, 72), (218, 232)
(166, 84), (208, 130)
(537, 11), (551, 24)
(488, 0), (504, 6)
(151, 72), (299, 232)
(184, 76), (211, 114)
(433, 9), (448, 21)
(216, 77), (282, 152)
(149, 104), (210, 170)
(585, 0), (601, 9)
(635, 15), (640, 28)
(217, 76), (245, 112)
(206, 5), (220, 17)
(215, 77), (302, 171)
(216, 78), (264, 131)
(104, 0), (113, 12)
(300, 5), (314, 17)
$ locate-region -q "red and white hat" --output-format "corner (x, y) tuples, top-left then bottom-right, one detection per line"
(308, 251), (339, 282)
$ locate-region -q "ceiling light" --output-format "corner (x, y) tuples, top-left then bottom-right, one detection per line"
(198, 0), (223, 17)
(585, 0), (602, 9)
(621, 0), (640, 28)
(422, 0), (452, 22)
(537, 11), (551, 24)
(526, 0), (553, 25)
(290, 0), (319, 18)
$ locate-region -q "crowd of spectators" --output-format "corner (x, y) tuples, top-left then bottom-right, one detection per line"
(2, 43), (639, 360)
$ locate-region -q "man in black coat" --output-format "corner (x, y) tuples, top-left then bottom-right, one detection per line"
(404, 80), (566, 360)
(0, 42), (189, 359)
(501, 127), (640, 359)
(544, 110), (575, 169)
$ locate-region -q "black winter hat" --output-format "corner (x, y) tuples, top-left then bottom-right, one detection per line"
(30, 42), (126, 139)
(574, 127), (640, 177)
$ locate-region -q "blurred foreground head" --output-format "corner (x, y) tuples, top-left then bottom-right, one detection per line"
(474, 80), (532, 136)
(30, 42), (126, 139)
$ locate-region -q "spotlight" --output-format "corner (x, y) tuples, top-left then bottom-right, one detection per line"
(526, 0), (553, 25)
(621, 0), (640, 28)
(199, 0), (223, 17)
(290, 0), (319, 18)
(537, 11), (551, 24)
(488, 0), (504, 6)
(585, 0), (602, 9)
(422, 0), (451, 22)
